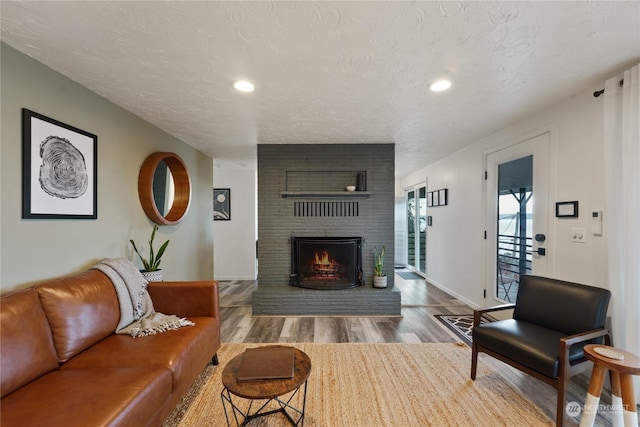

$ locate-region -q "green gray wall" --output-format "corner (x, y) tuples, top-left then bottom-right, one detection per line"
(1, 43), (213, 291)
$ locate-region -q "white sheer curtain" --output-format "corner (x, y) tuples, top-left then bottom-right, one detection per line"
(603, 63), (640, 396)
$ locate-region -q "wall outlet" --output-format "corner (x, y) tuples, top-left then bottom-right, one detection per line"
(571, 228), (586, 243)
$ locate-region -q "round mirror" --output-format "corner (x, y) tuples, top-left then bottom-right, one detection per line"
(152, 160), (174, 216)
(138, 152), (191, 225)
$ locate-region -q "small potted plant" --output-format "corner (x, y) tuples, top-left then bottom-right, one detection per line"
(373, 246), (387, 288)
(130, 225), (169, 282)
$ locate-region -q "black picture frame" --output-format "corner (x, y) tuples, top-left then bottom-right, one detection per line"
(555, 201), (579, 218)
(22, 109), (97, 219)
(428, 188), (448, 207)
(438, 189), (448, 206)
(214, 188), (231, 220)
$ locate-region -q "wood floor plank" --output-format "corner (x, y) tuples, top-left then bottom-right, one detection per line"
(278, 317), (299, 342)
(294, 317), (315, 343)
(312, 317), (334, 343)
(243, 316), (286, 343)
(374, 318), (405, 343)
(224, 307), (255, 343)
(398, 332), (422, 343)
(344, 318), (367, 343)
(358, 317), (387, 343)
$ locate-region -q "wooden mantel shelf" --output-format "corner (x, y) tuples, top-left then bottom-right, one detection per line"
(280, 191), (371, 198)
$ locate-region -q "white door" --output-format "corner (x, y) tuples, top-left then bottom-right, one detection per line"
(485, 132), (551, 303)
(406, 186), (427, 274)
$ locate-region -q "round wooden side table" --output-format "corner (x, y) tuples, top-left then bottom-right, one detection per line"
(220, 346), (312, 427)
(579, 344), (640, 427)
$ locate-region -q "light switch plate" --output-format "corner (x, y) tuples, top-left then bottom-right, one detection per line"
(571, 228), (586, 243)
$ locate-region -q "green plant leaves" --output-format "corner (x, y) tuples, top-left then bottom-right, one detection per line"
(374, 245), (386, 276)
(130, 225), (169, 272)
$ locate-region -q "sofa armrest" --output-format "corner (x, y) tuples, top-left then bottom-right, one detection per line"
(147, 281), (219, 319)
(473, 303), (515, 328)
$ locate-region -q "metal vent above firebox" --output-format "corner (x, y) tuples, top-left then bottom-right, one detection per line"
(294, 201), (359, 217)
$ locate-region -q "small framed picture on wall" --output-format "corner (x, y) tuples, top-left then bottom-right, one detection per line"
(555, 201), (578, 218)
(213, 188), (231, 220)
(439, 189), (448, 206)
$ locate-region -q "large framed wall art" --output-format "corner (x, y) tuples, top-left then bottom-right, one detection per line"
(22, 109), (98, 219)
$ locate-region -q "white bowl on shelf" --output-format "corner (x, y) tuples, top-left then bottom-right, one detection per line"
(346, 186), (356, 192)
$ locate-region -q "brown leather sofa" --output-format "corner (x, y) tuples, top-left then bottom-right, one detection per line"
(0, 269), (221, 427)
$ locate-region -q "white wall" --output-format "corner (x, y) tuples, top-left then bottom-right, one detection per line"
(213, 167), (257, 280)
(1, 43), (214, 291)
(399, 87), (610, 308)
(394, 196), (407, 268)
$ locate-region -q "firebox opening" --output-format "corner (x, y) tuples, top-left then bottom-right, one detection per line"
(291, 237), (363, 290)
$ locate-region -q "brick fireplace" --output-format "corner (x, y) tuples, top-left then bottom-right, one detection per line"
(253, 143), (400, 316)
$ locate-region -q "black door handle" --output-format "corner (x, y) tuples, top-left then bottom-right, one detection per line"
(536, 248), (546, 256)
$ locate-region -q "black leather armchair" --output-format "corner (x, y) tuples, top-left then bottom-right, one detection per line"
(471, 275), (612, 427)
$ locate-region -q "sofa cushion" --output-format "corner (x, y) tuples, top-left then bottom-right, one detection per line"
(0, 367), (172, 427)
(0, 288), (59, 398)
(37, 270), (120, 363)
(513, 275), (611, 335)
(62, 317), (218, 398)
(473, 319), (588, 378)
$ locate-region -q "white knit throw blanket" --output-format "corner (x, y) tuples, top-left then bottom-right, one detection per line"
(92, 258), (194, 338)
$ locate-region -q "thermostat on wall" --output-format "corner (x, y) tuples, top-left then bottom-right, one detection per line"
(591, 210), (603, 236)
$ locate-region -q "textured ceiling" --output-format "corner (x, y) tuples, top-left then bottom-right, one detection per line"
(1, 1), (639, 178)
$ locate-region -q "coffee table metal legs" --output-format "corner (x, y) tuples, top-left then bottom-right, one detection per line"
(221, 380), (308, 427)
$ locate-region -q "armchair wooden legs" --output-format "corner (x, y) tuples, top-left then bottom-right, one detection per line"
(556, 371), (569, 427)
(471, 341), (478, 380)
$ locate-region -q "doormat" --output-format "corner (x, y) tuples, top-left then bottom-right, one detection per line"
(397, 271), (424, 280)
(434, 315), (487, 346)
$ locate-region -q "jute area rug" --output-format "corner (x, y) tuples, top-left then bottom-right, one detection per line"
(165, 343), (552, 427)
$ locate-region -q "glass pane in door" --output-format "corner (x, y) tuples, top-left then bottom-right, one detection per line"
(496, 155), (533, 302)
(407, 190), (416, 268)
(418, 187), (427, 273)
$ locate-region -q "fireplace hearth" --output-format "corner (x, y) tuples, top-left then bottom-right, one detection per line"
(290, 237), (363, 290)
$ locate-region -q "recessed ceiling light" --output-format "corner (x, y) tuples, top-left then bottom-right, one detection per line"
(234, 80), (255, 93)
(429, 80), (452, 92)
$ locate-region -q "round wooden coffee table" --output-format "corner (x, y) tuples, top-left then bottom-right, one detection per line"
(220, 346), (312, 426)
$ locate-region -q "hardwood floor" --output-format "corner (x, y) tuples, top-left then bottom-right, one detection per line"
(219, 272), (471, 344)
(217, 272), (618, 426)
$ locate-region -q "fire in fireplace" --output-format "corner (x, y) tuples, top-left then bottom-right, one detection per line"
(290, 237), (363, 289)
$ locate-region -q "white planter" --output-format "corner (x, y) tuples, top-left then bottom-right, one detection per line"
(373, 275), (388, 288)
(141, 270), (163, 282)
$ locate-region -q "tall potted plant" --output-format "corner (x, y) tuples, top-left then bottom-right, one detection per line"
(373, 246), (387, 288)
(130, 225), (169, 282)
